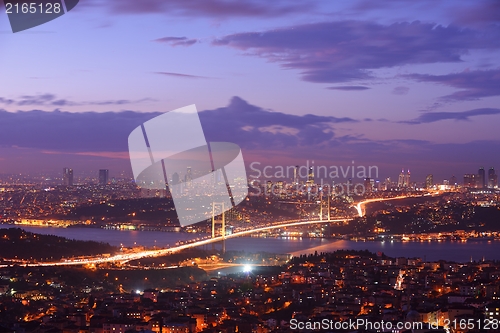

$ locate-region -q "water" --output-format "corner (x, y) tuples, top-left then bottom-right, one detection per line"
(1, 225), (499, 262)
(0, 225), (200, 247)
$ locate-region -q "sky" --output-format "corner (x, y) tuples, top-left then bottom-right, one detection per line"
(0, 0), (499, 183)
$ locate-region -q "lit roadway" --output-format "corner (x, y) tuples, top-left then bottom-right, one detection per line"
(1, 218), (349, 267)
(354, 192), (437, 217)
(354, 195), (409, 217)
(2, 194), (433, 267)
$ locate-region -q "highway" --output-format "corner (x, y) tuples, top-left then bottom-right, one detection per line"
(1, 194), (430, 267)
(354, 195), (410, 217)
(354, 192), (439, 217)
(1, 218), (349, 267)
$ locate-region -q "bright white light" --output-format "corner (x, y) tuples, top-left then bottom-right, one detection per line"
(243, 265), (252, 273)
(136, 290), (141, 294)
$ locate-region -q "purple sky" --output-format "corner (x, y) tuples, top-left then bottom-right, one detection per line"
(0, 0), (499, 183)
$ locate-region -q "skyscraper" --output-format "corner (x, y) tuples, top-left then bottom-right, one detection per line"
(398, 169), (405, 188)
(384, 177), (391, 190)
(488, 167), (498, 188)
(425, 174), (433, 189)
(404, 170), (411, 188)
(99, 169), (109, 185)
(63, 168), (73, 186)
(464, 174), (476, 188)
(307, 167), (314, 184)
(450, 175), (457, 188)
(171, 172), (181, 196)
(293, 165), (299, 185)
(364, 178), (372, 193)
(185, 166), (193, 185)
(478, 167), (486, 189)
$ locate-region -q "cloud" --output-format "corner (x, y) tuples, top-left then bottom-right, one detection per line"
(1, 97), (500, 179)
(452, 0), (500, 25)
(327, 86), (370, 91)
(213, 21), (500, 83)
(154, 72), (213, 79)
(403, 68), (500, 101)
(154, 36), (199, 47)
(0, 109), (160, 152)
(17, 94), (56, 106)
(0, 97), (14, 105)
(41, 150), (131, 159)
(89, 98), (155, 106)
(199, 96), (355, 149)
(392, 86), (410, 95)
(351, 0), (500, 27)
(402, 108), (500, 124)
(0, 97), (355, 154)
(104, 0), (316, 18)
(0, 94), (155, 107)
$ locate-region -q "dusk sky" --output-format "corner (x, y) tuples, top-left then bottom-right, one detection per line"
(1, 0), (500, 183)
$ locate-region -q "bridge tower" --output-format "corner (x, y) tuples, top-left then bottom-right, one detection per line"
(327, 193), (331, 221)
(319, 191), (323, 221)
(211, 202), (226, 253)
(319, 190), (331, 221)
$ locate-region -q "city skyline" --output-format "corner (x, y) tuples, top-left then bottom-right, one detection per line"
(0, 1), (500, 180)
(13, 163), (496, 190)
(2, 2), (500, 331)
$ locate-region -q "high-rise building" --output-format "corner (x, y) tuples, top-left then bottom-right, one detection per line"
(450, 175), (457, 187)
(398, 169), (411, 188)
(398, 169), (405, 188)
(185, 166), (193, 188)
(464, 174), (476, 188)
(425, 174), (433, 189)
(307, 167), (314, 184)
(171, 172), (181, 196)
(266, 180), (273, 195)
(99, 169), (109, 185)
(63, 168), (73, 186)
(404, 170), (410, 188)
(384, 177), (391, 190)
(293, 165), (299, 185)
(364, 178), (372, 193)
(488, 167), (498, 188)
(478, 167), (486, 189)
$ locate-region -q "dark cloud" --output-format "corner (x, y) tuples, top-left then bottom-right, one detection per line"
(90, 99), (155, 106)
(452, 0), (500, 25)
(154, 36), (198, 47)
(155, 72), (214, 79)
(0, 109), (158, 152)
(392, 86), (410, 95)
(213, 21), (500, 83)
(154, 72), (213, 79)
(327, 86), (370, 91)
(105, 0), (316, 18)
(0, 97), (354, 153)
(0, 94), (154, 107)
(17, 94), (56, 106)
(351, 0), (499, 27)
(1, 97), (499, 179)
(0, 97), (14, 105)
(199, 96), (353, 149)
(402, 108), (500, 124)
(403, 69), (500, 101)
